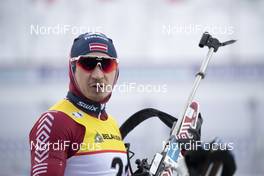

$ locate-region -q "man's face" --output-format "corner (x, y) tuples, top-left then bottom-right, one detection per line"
(74, 52), (117, 102)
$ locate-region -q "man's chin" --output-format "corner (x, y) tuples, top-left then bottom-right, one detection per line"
(87, 93), (110, 102)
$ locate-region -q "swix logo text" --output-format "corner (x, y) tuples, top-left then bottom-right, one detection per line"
(77, 102), (98, 112)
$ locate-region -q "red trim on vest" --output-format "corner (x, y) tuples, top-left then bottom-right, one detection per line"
(75, 150), (127, 156)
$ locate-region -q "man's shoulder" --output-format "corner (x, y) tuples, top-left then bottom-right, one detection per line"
(29, 109), (85, 162)
(48, 99), (83, 119)
(30, 108), (84, 138)
(37, 108), (71, 124)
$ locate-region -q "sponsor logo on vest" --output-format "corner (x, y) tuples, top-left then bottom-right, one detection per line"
(72, 111), (83, 118)
(102, 133), (121, 141)
(94, 132), (104, 143)
(77, 101), (98, 112)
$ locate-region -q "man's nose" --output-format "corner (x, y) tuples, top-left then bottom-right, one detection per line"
(91, 63), (104, 79)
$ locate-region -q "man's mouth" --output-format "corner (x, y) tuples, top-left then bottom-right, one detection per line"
(91, 83), (104, 89)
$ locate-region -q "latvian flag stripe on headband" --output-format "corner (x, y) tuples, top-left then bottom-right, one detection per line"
(89, 43), (108, 52)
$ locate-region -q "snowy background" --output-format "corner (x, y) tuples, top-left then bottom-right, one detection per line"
(0, 0), (264, 175)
